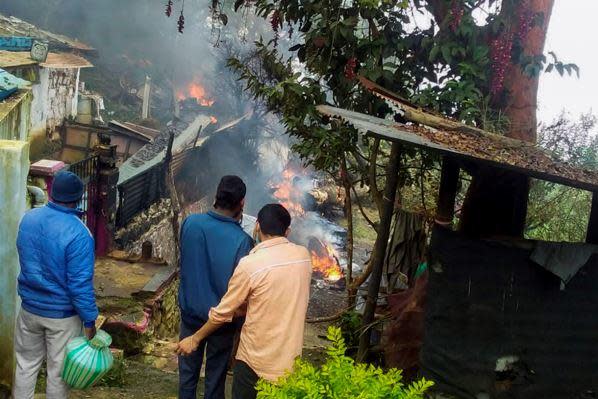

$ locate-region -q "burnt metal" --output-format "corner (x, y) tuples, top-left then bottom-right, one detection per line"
(116, 161), (166, 228)
(422, 226), (598, 399)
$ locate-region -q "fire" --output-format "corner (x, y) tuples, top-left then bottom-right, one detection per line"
(270, 167), (306, 218)
(210, 116), (218, 124)
(177, 79), (215, 106)
(310, 242), (343, 282)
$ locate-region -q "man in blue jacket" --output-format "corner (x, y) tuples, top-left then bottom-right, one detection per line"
(13, 171), (98, 399)
(178, 175), (253, 399)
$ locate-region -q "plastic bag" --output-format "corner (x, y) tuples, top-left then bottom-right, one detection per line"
(61, 329), (114, 389)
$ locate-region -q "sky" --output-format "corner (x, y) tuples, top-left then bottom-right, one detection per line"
(538, 0), (598, 126)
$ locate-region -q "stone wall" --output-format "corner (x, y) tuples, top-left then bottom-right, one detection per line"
(115, 199), (178, 267)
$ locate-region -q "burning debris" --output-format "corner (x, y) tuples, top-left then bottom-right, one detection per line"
(176, 79), (214, 107)
(270, 166), (309, 217)
(268, 163), (347, 285)
(308, 237), (344, 283)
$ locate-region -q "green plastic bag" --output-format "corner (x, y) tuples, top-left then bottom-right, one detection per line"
(61, 329), (114, 389)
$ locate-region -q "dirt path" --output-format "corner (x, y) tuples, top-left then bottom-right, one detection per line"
(33, 323), (331, 399)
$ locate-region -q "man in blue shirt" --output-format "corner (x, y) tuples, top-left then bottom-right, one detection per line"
(14, 171), (98, 399)
(178, 175), (253, 399)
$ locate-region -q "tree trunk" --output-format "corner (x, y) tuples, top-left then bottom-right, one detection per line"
(460, 0), (555, 238)
(357, 142), (402, 362)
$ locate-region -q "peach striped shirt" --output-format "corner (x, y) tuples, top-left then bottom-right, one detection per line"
(209, 237), (312, 381)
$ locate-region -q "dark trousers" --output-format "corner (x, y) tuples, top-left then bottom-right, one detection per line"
(178, 318), (236, 399)
(232, 361), (259, 399)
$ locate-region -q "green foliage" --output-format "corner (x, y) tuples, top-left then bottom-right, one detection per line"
(96, 356), (128, 388)
(256, 326), (434, 398)
(526, 113), (598, 242)
(337, 311), (362, 352)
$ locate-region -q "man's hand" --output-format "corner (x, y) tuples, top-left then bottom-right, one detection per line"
(84, 326), (96, 340)
(176, 334), (201, 356)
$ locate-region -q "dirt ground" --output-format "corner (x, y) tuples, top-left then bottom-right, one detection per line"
(30, 322), (330, 399)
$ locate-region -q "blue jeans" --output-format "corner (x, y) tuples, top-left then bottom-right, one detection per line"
(178, 318), (236, 399)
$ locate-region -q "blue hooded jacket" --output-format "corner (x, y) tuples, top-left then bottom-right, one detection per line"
(16, 202), (98, 327)
(178, 211), (253, 325)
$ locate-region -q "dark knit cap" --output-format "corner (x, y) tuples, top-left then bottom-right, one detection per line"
(51, 171), (84, 203)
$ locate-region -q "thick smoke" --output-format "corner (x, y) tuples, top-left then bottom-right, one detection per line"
(1, 0), (346, 260)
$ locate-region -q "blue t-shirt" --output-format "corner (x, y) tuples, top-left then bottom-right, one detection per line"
(178, 211), (253, 325)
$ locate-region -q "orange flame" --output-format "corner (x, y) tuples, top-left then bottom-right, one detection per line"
(311, 243), (343, 282)
(177, 79), (214, 106)
(270, 167), (306, 218)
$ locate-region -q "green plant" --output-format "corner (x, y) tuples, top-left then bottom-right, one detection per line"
(338, 310), (362, 353)
(96, 356), (127, 388)
(256, 326), (434, 398)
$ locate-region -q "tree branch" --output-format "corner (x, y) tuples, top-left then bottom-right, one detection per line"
(368, 137), (383, 214)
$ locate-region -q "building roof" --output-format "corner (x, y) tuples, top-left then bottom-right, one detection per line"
(0, 88), (30, 124)
(0, 50), (92, 69)
(317, 104), (598, 192)
(120, 121), (161, 140)
(109, 120), (157, 142)
(0, 14), (94, 52)
(0, 50), (37, 68)
(41, 52), (93, 68)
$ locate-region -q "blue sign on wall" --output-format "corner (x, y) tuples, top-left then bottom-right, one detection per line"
(0, 36), (33, 51)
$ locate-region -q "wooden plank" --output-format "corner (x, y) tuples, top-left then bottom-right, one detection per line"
(436, 158), (460, 225)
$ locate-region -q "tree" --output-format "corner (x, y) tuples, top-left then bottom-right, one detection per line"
(526, 113), (598, 242)
(176, 0), (576, 358)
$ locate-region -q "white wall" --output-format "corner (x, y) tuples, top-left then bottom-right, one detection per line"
(0, 140), (29, 390)
(29, 67), (81, 137)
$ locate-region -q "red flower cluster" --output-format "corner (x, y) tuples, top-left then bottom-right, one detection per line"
(449, 0), (464, 32)
(270, 10), (281, 33)
(165, 0), (173, 17)
(344, 57), (357, 80)
(517, 0), (533, 42)
(489, 32), (513, 95)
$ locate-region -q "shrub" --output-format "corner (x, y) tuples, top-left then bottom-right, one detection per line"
(256, 326), (434, 398)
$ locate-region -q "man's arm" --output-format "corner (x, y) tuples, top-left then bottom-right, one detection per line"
(66, 232), (99, 339)
(176, 265), (251, 355)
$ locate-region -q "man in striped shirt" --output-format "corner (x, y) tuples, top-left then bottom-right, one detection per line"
(177, 203), (312, 398)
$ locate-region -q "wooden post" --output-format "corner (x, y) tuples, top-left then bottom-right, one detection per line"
(586, 192), (598, 244)
(435, 157), (460, 226)
(164, 129), (182, 260)
(357, 141), (402, 362)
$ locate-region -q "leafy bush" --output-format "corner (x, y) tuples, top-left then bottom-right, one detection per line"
(256, 326), (433, 398)
(337, 311), (362, 353)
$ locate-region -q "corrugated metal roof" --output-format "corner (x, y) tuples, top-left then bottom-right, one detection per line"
(40, 52), (92, 69)
(0, 14), (94, 52)
(108, 120), (153, 142)
(118, 114), (210, 184)
(317, 104), (598, 192)
(120, 121), (161, 140)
